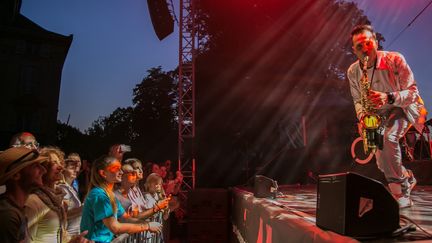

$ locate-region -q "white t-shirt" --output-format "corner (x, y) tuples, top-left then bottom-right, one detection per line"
(25, 194), (62, 243)
(127, 186), (147, 212)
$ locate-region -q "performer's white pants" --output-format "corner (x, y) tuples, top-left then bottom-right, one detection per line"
(375, 107), (413, 197)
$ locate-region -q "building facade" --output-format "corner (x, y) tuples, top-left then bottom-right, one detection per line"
(0, 0), (72, 148)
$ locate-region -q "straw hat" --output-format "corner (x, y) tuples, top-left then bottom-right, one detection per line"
(0, 147), (48, 185)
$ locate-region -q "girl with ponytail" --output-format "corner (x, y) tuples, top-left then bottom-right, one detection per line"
(80, 155), (161, 243)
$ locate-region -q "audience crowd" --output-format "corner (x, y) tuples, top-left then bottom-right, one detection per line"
(0, 132), (184, 243)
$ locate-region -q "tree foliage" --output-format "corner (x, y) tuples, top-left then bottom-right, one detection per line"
(84, 67), (177, 162)
(132, 67), (177, 161)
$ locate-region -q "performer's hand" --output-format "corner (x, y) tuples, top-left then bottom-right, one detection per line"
(368, 90), (387, 108)
(357, 122), (363, 137)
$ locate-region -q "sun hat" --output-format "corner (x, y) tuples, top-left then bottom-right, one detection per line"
(0, 147), (48, 185)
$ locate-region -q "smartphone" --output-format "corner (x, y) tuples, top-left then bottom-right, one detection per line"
(120, 144), (131, 153)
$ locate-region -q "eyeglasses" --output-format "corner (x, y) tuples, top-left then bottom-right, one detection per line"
(22, 141), (39, 149)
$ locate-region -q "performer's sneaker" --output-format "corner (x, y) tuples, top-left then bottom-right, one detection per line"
(398, 196), (413, 209)
(406, 171), (417, 197)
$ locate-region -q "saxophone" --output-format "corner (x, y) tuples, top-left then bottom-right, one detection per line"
(359, 56), (382, 154)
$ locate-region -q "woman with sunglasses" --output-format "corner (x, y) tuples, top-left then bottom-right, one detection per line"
(80, 155), (162, 243)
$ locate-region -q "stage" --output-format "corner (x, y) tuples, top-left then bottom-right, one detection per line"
(231, 184), (432, 243)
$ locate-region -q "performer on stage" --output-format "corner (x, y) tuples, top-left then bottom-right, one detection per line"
(347, 24), (427, 208)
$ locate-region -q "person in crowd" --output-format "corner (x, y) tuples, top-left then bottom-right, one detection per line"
(65, 153), (82, 192)
(164, 160), (174, 180)
(114, 164), (137, 215)
(0, 147), (47, 243)
(1, 132), (39, 196)
(58, 153), (83, 237)
(142, 162), (154, 183)
(25, 147), (69, 243)
(158, 165), (167, 180)
(347, 24), (427, 208)
(9, 132), (39, 150)
(80, 155), (162, 243)
(151, 163), (160, 175)
(123, 158), (147, 210)
(143, 173), (172, 242)
(77, 159), (91, 201)
(164, 170), (183, 197)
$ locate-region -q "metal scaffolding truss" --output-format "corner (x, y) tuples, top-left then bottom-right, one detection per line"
(178, 0), (196, 196)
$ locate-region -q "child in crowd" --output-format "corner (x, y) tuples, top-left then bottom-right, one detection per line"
(143, 173), (172, 242)
(58, 153), (83, 237)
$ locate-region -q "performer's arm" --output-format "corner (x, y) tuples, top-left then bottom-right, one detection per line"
(389, 53), (421, 107)
(347, 66), (365, 120)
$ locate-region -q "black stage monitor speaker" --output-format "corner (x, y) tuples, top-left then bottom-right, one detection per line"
(254, 175), (278, 198)
(316, 172), (400, 237)
(147, 0), (174, 40)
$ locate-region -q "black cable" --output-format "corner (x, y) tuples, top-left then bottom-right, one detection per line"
(400, 214), (432, 239)
(168, 0), (179, 25)
(387, 0), (432, 48)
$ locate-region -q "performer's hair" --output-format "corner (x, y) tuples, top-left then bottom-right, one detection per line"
(350, 24), (376, 39)
(88, 155), (118, 214)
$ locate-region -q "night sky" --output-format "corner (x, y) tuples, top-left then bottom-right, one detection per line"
(21, 0), (432, 131)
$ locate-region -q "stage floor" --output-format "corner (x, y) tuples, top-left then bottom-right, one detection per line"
(232, 185), (432, 243)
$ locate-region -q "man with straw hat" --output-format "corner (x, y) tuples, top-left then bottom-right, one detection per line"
(0, 147), (48, 242)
